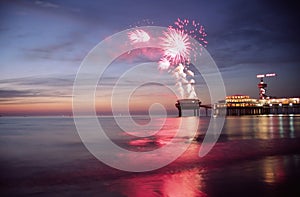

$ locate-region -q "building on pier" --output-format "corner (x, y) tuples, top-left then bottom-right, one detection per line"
(214, 95), (300, 116)
(175, 99), (201, 117)
(175, 99), (212, 117)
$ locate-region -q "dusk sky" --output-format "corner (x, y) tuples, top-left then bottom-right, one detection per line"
(0, 0), (299, 115)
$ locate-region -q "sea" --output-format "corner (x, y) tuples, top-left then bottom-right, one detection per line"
(1, 115), (300, 196)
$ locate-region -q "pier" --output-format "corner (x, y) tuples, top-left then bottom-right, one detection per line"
(175, 73), (299, 117)
(214, 95), (300, 116)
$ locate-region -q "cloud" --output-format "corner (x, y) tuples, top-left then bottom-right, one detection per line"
(22, 32), (87, 63)
(0, 97), (64, 105)
(0, 89), (39, 98)
(0, 75), (75, 87)
(34, 0), (60, 9)
(0, 89), (71, 99)
(0, 75), (74, 103)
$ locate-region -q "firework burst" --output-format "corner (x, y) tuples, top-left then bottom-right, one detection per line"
(128, 29), (150, 43)
(171, 18), (208, 47)
(161, 28), (191, 66)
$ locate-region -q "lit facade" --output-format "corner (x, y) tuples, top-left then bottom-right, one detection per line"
(214, 95), (300, 116)
(225, 95), (258, 107)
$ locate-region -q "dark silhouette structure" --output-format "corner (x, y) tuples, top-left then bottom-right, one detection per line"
(175, 99), (201, 117)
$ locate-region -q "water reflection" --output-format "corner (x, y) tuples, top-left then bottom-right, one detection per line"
(224, 115), (300, 140)
(262, 154), (300, 186)
(125, 116), (199, 151)
(109, 168), (207, 197)
(279, 116), (284, 138)
(99, 117), (200, 172)
(290, 116), (295, 138)
(107, 153), (300, 197)
(262, 156), (286, 185)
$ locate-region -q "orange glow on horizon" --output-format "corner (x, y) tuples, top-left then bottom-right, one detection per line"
(1, 92), (179, 116)
(0, 101), (72, 115)
(0, 96), (72, 115)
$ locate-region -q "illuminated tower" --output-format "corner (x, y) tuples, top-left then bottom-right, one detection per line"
(256, 73), (276, 99)
(257, 77), (267, 99)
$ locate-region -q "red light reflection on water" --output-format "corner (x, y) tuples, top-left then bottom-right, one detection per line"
(127, 117), (197, 150)
(126, 118), (181, 152)
(113, 117), (200, 171)
(109, 168), (207, 197)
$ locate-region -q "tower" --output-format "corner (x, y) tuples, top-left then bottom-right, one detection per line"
(256, 73), (276, 99)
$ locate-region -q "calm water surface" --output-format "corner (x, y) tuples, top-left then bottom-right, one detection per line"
(1, 115), (300, 196)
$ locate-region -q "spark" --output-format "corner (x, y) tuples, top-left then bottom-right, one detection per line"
(129, 19), (155, 28)
(128, 29), (150, 43)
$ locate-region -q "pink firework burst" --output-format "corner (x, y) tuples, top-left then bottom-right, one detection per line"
(161, 28), (191, 66)
(171, 18), (208, 47)
(128, 29), (150, 43)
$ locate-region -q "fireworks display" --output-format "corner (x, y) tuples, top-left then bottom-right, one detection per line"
(128, 18), (207, 99)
